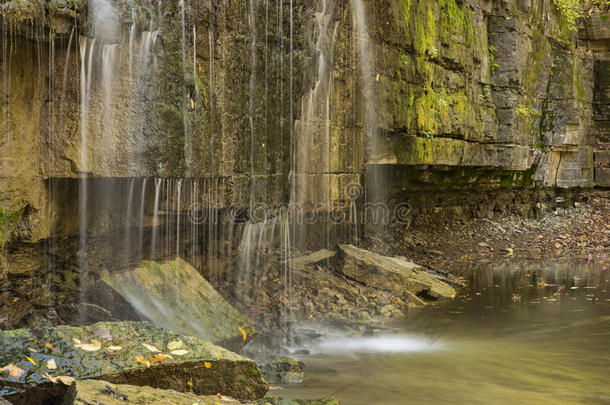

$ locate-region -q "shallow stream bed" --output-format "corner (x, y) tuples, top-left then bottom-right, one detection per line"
(280, 260), (610, 404)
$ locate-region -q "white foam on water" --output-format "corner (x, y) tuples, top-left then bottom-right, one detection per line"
(309, 334), (444, 355)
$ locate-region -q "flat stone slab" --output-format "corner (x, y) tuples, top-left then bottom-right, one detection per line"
(290, 249), (337, 270)
(337, 245), (456, 301)
(0, 321), (267, 403)
(100, 258), (256, 349)
(70, 380), (339, 405)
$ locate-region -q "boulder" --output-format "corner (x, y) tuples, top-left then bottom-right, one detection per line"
(337, 245), (456, 301)
(258, 355), (305, 384)
(100, 258), (256, 350)
(1, 378), (339, 405)
(70, 379), (246, 404)
(0, 321), (267, 404)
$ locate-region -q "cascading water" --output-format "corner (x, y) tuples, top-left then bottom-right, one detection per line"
(294, 0), (337, 245)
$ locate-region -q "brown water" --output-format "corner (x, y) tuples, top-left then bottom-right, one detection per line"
(280, 260), (610, 404)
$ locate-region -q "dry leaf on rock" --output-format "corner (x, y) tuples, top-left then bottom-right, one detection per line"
(2, 363), (25, 378)
(45, 343), (61, 354)
(79, 342), (102, 352)
(167, 340), (183, 350)
(46, 359), (57, 370)
(170, 349), (189, 356)
(141, 343), (160, 352)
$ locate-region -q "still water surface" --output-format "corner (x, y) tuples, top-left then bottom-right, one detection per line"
(281, 260), (610, 404)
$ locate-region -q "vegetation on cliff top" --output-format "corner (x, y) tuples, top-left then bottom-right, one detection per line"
(553, 0), (610, 29)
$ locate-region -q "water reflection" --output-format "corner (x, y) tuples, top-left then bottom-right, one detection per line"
(281, 260), (610, 404)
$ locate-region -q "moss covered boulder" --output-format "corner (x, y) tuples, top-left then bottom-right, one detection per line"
(100, 258), (256, 350)
(0, 321), (267, 403)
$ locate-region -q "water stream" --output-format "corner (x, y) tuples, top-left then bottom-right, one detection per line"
(280, 260), (610, 404)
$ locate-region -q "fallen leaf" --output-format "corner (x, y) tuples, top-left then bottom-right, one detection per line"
(2, 364), (25, 378)
(142, 343), (160, 353)
(107, 346), (122, 352)
(27, 347), (38, 353)
(79, 342), (101, 352)
(170, 350), (189, 356)
(135, 355), (151, 368)
(151, 354), (169, 363)
(204, 361), (211, 368)
(42, 373), (57, 383)
(45, 343), (61, 354)
(238, 326), (247, 342)
(167, 340), (183, 351)
(72, 338), (82, 345)
(26, 356), (37, 366)
(56, 376), (75, 385)
(46, 359), (57, 370)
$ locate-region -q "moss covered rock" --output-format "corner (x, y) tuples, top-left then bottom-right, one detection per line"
(0, 321), (267, 403)
(100, 258), (256, 350)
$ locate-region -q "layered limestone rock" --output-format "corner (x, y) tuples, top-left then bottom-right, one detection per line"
(337, 244), (457, 302)
(99, 258), (256, 350)
(0, 321), (268, 402)
(70, 379), (340, 405)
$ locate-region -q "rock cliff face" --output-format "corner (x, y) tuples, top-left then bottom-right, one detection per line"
(0, 1), (607, 253)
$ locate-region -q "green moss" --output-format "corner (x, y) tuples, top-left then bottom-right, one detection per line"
(0, 208), (22, 247)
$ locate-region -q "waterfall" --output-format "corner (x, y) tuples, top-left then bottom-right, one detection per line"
(125, 178), (136, 267)
(249, 0), (258, 207)
(101, 44), (117, 167)
(294, 0), (337, 217)
(176, 179), (182, 258)
(351, 0), (377, 156)
(151, 178), (163, 259)
(128, 20), (136, 80)
(78, 37), (95, 319)
(138, 178), (148, 261)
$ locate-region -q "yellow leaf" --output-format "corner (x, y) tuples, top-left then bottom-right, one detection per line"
(107, 346), (122, 352)
(90, 339), (101, 346)
(204, 361), (211, 368)
(238, 326), (247, 342)
(46, 359), (57, 370)
(26, 357), (37, 366)
(167, 340), (183, 351)
(72, 338), (82, 345)
(142, 343), (160, 353)
(170, 349), (189, 356)
(2, 363), (25, 378)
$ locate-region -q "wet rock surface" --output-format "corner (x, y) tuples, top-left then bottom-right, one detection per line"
(100, 258), (256, 350)
(0, 321), (267, 403)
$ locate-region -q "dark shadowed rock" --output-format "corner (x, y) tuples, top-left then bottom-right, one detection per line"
(100, 258), (256, 350)
(0, 321), (267, 403)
